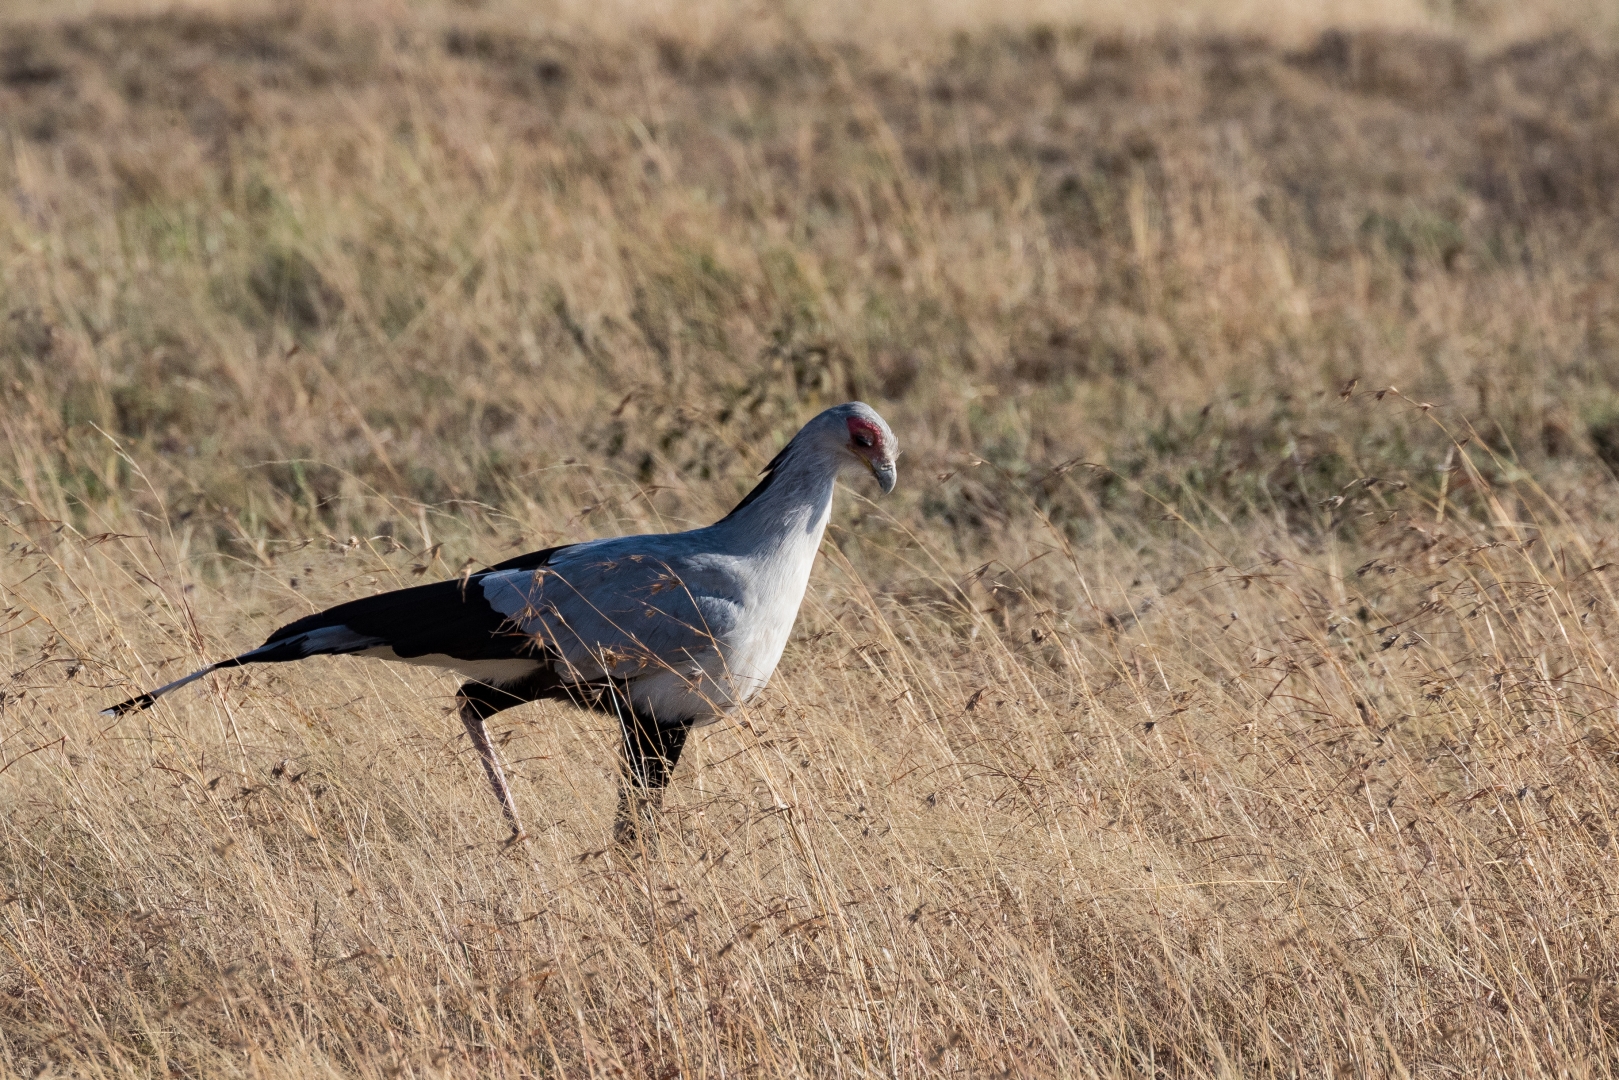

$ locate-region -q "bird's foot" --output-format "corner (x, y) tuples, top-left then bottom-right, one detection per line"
(612, 789), (662, 852)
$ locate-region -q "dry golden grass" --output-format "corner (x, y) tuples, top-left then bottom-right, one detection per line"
(4, 0), (1619, 1075)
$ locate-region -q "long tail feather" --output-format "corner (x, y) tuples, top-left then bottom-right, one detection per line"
(100, 661), (234, 716)
(99, 548), (568, 717)
(100, 627), (382, 717)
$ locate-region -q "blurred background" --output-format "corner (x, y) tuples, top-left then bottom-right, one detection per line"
(3, 0), (1616, 556)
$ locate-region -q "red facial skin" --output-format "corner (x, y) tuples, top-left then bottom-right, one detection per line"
(846, 416), (886, 462)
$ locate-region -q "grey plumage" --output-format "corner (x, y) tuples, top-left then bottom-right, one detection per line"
(103, 402), (899, 841)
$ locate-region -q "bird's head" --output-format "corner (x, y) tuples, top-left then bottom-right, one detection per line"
(819, 401), (897, 494)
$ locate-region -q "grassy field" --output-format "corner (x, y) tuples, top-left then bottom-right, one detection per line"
(4, 0), (1619, 1075)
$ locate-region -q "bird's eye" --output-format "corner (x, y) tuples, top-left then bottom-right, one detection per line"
(854, 432), (873, 448)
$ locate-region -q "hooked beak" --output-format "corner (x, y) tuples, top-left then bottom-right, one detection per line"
(869, 459), (897, 495)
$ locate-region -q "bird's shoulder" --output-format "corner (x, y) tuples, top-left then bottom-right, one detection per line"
(477, 532), (750, 609)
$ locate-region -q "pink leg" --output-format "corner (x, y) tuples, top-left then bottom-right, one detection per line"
(460, 705), (525, 840)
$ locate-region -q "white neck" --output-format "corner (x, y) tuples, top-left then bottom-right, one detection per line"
(707, 440), (840, 557)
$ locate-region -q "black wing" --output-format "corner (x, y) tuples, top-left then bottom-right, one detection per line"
(103, 544), (574, 715)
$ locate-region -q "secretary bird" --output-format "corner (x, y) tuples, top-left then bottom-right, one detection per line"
(104, 402), (897, 842)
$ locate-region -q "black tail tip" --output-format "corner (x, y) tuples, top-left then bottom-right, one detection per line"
(101, 693), (156, 717)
